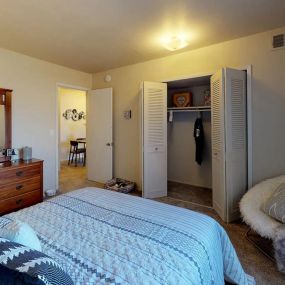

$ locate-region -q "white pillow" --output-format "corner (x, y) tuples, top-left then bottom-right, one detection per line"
(263, 183), (285, 223)
(0, 220), (41, 251)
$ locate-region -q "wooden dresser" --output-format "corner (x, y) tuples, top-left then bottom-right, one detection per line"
(0, 159), (43, 215)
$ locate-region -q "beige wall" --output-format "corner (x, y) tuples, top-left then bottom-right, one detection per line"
(59, 87), (86, 161)
(0, 47), (92, 192)
(92, 26), (285, 189)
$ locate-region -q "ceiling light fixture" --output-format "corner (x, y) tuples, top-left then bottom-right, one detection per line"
(161, 34), (189, 51)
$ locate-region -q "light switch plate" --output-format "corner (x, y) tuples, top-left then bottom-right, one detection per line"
(123, 110), (131, 120)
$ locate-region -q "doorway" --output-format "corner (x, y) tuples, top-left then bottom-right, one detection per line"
(57, 86), (88, 194)
(56, 86), (114, 195)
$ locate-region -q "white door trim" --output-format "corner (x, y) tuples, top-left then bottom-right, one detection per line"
(242, 65), (253, 189)
(160, 71), (214, 83)
(55, 83), (90, 192)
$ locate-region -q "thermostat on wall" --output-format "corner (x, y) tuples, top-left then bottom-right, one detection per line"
(104, 74), (112, 82)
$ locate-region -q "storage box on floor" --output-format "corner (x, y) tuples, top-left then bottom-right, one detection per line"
(104, 178), (135, 193)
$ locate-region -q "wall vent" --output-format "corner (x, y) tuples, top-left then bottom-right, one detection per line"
(272, 33), (284, 50)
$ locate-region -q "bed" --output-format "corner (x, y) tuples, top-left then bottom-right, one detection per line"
(1, 187), (255, 285)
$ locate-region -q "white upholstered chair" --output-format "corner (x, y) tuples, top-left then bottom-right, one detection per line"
(240, 175), (285, 240)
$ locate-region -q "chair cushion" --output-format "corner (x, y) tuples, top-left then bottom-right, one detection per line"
(0, 220), (41, 251)
(240, 175), (285, 239)
(263, 183), (285, 223)
(0, 237), (74, 285)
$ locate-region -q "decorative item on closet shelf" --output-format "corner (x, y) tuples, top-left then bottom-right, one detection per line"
(204, 90), (211, 106)
(172, 92), (192, 107)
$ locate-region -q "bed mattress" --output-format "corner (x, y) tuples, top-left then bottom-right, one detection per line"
(3, 187), (255, 285)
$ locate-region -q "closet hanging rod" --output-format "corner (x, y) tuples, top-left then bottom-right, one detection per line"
(168, 108), (210, 122)
(167, 107), (211, 113)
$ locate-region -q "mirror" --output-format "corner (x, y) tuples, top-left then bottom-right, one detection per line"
(0, 89), (12, 162)
(0, 106), (4, 148)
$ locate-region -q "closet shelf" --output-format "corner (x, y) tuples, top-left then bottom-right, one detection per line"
(167, 106), (211, 112)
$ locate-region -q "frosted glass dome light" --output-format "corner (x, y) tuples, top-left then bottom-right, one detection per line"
(161, 34), (189, 51)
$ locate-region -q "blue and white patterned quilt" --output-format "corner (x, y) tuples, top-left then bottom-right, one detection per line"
(3, 188), (255, 285)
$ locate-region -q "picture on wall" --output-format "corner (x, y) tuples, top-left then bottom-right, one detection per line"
(62, 109), (86, 121)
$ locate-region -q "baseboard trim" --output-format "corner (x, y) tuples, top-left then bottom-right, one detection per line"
(167, 179), (212, 190)
(166, 196), (214, 210)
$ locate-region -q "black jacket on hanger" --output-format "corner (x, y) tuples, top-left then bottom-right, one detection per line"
(193, 117), (204, 165)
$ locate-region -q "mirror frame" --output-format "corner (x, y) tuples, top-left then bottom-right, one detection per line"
(0, 88), (12, 162)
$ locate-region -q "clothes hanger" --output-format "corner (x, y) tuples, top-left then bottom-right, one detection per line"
(198, 111), (202, 119)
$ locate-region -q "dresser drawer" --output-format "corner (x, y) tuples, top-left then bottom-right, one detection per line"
(0, 176), (41, 200)
(0, 190), (42, 215)
(0, 164), (41, 185)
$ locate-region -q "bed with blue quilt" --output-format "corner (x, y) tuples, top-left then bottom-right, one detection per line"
(1, 187), (255, 285)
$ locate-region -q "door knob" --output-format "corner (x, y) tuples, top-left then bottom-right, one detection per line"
(106, 143), (113, 146)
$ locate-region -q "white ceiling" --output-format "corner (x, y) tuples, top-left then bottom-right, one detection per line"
(0, 0), (284, 73)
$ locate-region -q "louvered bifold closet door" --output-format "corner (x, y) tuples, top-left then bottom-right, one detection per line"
(142, 81), (167, 198)
(211, 70), (227, 220)
(224, 68), (247, 222)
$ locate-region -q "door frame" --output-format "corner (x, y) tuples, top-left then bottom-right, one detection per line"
(55, 83), (90, 192)
(159, 65), (253, 190)
(240, 64), (253, 189)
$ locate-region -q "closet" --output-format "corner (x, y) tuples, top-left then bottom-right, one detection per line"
(141, 68), (247, 222)
(167, 75), (212, 208)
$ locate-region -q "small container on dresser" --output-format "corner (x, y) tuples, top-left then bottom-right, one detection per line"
(0, 159), (43, 215)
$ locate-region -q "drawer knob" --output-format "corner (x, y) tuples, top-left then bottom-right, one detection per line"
(16, 171), (23, 177)
(16, 199), (23, 205)
(16, 185), (23, 190)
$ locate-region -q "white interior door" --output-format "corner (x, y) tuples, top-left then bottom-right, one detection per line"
(224, 68), (247, 222)
(142, 81), (167, 198)
(211, 69), (226, 220)
(87, 88), (113, 183)
(211, 68), (247, 222)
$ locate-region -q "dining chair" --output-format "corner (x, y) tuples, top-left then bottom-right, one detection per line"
(68, 140), (86, 167)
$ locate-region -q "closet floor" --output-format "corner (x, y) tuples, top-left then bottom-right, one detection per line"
(167, 181), (212, 207)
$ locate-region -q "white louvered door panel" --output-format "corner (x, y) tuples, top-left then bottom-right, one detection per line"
(224, 68), (247, 222)
(142, 81), (167, 198)
(211, 69), (226, 220)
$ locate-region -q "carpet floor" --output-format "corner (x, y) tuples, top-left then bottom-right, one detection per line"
(58, 162), (285, 284)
